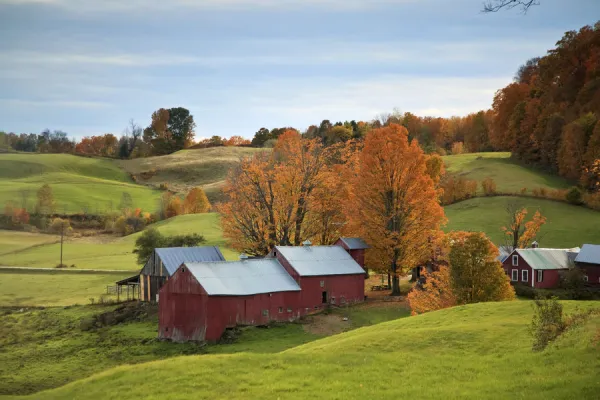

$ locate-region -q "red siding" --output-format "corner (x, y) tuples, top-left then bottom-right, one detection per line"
(333, 239), (366, 270)
(533, 269), (561, 289)
(579, 264), (600, 286)
(502, 252), (533, 287)
(502, 252), (566, 289)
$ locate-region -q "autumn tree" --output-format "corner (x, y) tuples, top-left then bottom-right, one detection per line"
(36, 184), (56, 215)
(407, 267), (457, 315)
(447, 232), (515, 304)
(183, 187), (211, 214)
(353, 123), (446, 296)
(501, 203), (547, 250)
(143, 107), (195, 155)
(483, 0), (540, 13)
(133, 228), (205, 265)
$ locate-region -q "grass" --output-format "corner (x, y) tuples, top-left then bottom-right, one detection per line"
(442, 152), (571, 193)
(0, 153), (162, 214)
(0, 230), (58, 256)
(0, 301), (410, 396)
(445, 196), (600, 247)
(0, 213), (238, 270)
(117, 147), (264, 202)
(13, 301), (600, 400)
(0, 270), (131, 307)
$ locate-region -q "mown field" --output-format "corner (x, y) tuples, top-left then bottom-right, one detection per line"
(117, 147), (264, 202)
(442, 152), (571, 193)
(0, 153), (162, 214)
(445, 196), (600, 248)
(0, 302), (410, 396)
(0, 230), (58, 256)
(0, 213), (238, 271)
(10, 301), (599, 400)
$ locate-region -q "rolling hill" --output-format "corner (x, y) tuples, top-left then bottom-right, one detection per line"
(117, 147), (264, 202)
(18, 301), (600, 400)
(0, 153), (162, 214)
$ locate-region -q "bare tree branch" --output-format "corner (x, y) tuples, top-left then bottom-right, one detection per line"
(482, 0), (540, 13)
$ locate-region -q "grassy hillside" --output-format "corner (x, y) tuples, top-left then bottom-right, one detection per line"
(0, 230), (58, 256)
(0, 302), (408, 395)
(442, 152), (570, 193)
(0, 153), (162, 214)
(117, 147), (264, 202)
(445, 196), (600, 247)
(0, 270), (131, 307)
(19, 301), (600, 400)
(0, 213), (237, 270)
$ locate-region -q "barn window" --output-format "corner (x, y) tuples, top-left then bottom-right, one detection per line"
(165, 327), (168, 332)
(537, 270), (543, 282)
(287, 308), (292, 313)
(331, 297), (336, 305)
(181, 267), (186, 272)
(320, 280), (325, 288)
(322, 291), (328, 304)
(521, 269), (528, 283)
(583, 275), (589, 282)
(262, 309), (269, 316)
(511, 269), (518, 282)
(512, 255), (518, 266)
(273, 251), (277, 257)
(278, 307), (283, 313)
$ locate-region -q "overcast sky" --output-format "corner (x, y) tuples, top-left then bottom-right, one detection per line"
(0, 0), (598, 139)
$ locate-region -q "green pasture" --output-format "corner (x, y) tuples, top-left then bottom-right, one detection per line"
(0, 230), (58, 256)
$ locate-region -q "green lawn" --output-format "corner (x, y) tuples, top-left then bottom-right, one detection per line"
(14, 301), (599, 400)
(0, 301), (410, 396)
(0, 230), (58, 256)
(0, 270), (131, 307)
(0, 153), (162, 214)
(117, 147), (264, 202)
(442, 152), (571, 193)
(0, 213), (237, 270)
(445, 196), (600, 247)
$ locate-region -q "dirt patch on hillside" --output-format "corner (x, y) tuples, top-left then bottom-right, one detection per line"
(302, 314), (350, 336)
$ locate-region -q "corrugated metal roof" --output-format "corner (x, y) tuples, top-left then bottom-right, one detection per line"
(155, 246), (226, 275)
(496, 245), (512, 263)
(185, 259), (300, 296)
(516, 248), (580, 270)
(575, 244), (600, 264)
(275, 245), (365, 276)
(339, 237), (370, 250)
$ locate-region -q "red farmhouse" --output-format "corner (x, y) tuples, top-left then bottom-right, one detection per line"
(575, 244), (600, 285)
(159, 239), (367, 342)
(502, 247), (580, 289)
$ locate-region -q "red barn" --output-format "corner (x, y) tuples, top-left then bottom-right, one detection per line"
(269, 244), (366, 310)
(575, 244), (600, 286)
(159, 259), (301, 342)
(335, 237), (369, 271)
(502, 247), (580, 289)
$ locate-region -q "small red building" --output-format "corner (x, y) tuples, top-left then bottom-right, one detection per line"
(502, 247), (580, 289)
(159, 239), (368, 342)
(575, 244), (600, 286)
(335, 237), (369, 271)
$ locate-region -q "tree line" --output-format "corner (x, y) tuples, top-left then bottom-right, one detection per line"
(490, 21), (600, 192)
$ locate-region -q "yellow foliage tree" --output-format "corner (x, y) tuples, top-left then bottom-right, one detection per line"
(183, 187), (211, 214)
(501, 203), (546, 250)
(407, 267), (457, 315)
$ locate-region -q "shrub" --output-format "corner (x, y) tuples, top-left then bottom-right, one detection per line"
(159, 182), (169, 191)
(565, 186), (583, 205)
(436, 147), (447, 156)
(481, 177), (497, 196)
(520, 187), (527, 195)
(559, 265), (586, 299)
(450, 142), (464, 155)
(530, 296), (565, 351)
(584, 191), (600, 210)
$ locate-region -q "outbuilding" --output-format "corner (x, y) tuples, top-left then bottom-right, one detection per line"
(575, 244), (600, 285)
(139, 246), (225, 302)
(158, 259), (301, 342)
(502, 247), (579, 289)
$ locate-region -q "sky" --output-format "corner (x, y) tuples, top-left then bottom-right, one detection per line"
(0, 0), (598, 139)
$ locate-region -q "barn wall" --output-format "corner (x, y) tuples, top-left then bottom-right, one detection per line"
(158, 266), (208, 342)
(534, 269), (561, 289)
(299, 275), (365, 312)
(333, 239), (366, 269)
(578, 263), (600, 286)
(502, 252), (533, 287)
(273, 252), (300, 281)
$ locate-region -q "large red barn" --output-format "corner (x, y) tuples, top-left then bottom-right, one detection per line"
(159, 238), (368, 342)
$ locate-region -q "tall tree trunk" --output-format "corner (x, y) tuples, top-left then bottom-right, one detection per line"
(390, 255), (401, 296)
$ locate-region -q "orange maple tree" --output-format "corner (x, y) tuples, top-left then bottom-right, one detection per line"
(501, 203), (547, 250)
(407, 267), (456, 315)
(183, 187), (211, 214)
(352, 123), (446, 295)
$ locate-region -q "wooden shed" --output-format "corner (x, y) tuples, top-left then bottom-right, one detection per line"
(139, 246), (225, 302)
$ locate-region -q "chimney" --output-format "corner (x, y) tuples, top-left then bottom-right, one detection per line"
(531, 241), (539, 249)
(302, 240), (312, 247)
(239, 253), (249, 260)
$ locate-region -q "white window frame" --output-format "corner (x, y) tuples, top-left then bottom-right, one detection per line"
(511, 269), (518, 282)
(521, 269), (529, 283)
(583, 275), (589, 282)
(512, 255), (518, 266)
(537, 270), (543, 283)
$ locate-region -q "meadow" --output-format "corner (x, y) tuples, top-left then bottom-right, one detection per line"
(0, 153), (162, 214)
(0, 230), (58, 256)
(11, 301), (599, 400)
(117, 147), (264, 202)
(0, 302), (410, 396)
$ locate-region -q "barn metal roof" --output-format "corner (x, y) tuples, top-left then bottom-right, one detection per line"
(515, 248), (580, 270)
(275, 245), (365, 276)
(338, 237), (370, 250)
(496, 245), (512, 263)
(575, 244), (600, 265)
(185, 259), (300, 296)
(155, 246), (226, 275)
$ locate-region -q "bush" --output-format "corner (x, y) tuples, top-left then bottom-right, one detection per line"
(530, 296), (565, 351)
(520, 187), (527, 195)
(159, 182), (169, 191)
(583, 191), (600, 210)
(481, 177), (497, 196)
(560, 266), (587, 299)
(565, 186), (583, 205)
(450, 142), (464, 155)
